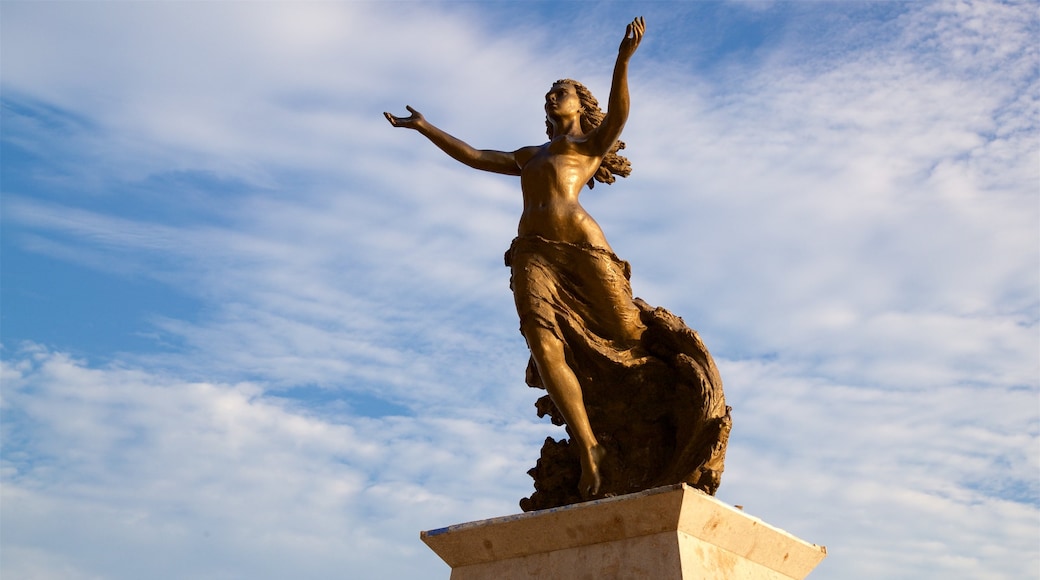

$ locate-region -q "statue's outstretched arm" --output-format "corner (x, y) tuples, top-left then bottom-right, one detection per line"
(384, 106), (522, 176)
(588, 17), (645, 155)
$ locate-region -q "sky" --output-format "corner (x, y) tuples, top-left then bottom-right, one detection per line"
(1, 1), (1037, 578)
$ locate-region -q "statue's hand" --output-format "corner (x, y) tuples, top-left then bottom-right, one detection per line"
(619, 16), (645, 60)
(383, 106), (426, 130)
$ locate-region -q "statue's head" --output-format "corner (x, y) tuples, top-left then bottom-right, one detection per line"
(545, 79), (604, 139)
(544, 82), (583, 125)
(543, 79), (631, 189)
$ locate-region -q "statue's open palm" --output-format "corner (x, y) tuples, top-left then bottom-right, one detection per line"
(619, 17), (645, 60)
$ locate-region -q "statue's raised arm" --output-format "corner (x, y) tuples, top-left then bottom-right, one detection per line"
(585, 17), (645, 157)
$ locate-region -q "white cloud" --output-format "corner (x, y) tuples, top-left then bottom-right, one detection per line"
(600, 1), (1038, 394)
(718, 358), (1039, 579)
(2, 346), (548, 579)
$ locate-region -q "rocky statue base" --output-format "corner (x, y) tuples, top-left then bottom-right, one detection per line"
(421, 484), (826, 579)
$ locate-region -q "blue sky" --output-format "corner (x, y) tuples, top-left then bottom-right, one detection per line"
(2, 1), (1037, 578)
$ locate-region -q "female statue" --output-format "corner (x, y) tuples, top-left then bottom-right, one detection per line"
(386, 17), (729, 509)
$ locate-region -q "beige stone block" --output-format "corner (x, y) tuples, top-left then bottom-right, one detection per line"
(421, 484), (826, 579)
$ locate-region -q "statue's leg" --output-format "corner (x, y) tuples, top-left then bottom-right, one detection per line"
(525, 325), (605, 498)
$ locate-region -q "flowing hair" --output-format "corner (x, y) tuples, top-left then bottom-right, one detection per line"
(545, 79), (632, 189)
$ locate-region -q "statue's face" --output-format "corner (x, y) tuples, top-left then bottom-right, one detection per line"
(545, 83), (582, 121)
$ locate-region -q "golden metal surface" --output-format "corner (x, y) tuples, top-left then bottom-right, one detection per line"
(386, 18), (729, 510)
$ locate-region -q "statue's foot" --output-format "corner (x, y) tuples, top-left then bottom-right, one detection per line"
(579, 444), (606, 499)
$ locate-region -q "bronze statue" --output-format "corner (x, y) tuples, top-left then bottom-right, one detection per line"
(386, 17), (730, 511)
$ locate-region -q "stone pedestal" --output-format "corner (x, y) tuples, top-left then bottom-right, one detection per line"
(421, 484), (826, 579)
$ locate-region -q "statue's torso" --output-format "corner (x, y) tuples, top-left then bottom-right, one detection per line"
(516, 138), (611, 250)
